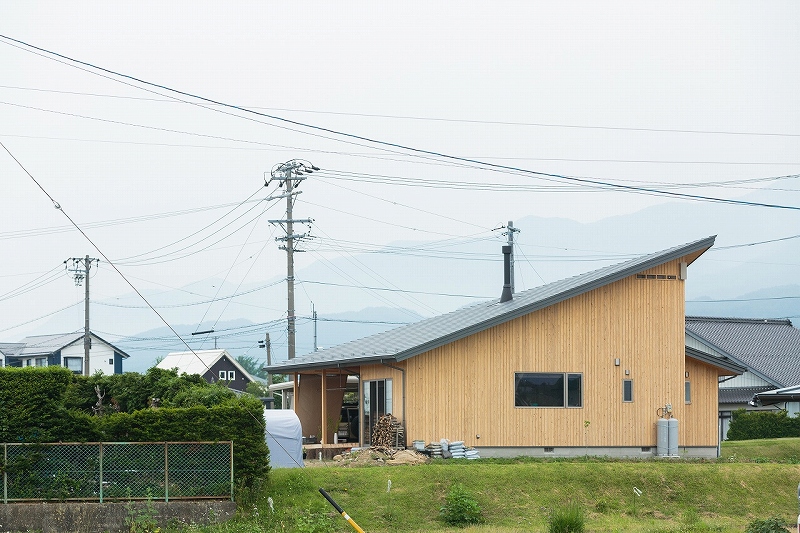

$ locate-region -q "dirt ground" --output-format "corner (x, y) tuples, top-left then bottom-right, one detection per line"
(304, 447), (429, 467)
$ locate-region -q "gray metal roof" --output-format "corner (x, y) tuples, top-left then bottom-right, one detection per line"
(685, 316), (800, 387)
(0, 343), (24, 357)
(9, 331), (131, 359)
(685, 346), (746, 375)
(753, 384), (800, 405)
(269, 236), (716, 373)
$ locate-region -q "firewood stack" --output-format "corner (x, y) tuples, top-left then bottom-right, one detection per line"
(371, 413), (404, 450)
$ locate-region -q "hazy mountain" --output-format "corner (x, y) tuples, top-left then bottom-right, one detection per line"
(16, 187), (800, 373)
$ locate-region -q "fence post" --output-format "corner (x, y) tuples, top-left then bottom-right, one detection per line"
(230, 441), (234, 502)
(99, 443), (104, 504)
(164, 442), (169, 503)
(3, 443), (7, 504)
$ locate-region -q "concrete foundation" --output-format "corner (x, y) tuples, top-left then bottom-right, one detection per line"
(0, 500), (236, 533)
(475, 445), (719, 459)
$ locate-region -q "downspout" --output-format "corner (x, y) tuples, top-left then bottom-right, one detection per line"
(382, 361), (406, 446)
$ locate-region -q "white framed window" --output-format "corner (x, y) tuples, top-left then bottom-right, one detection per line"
(228, 370), (235, 381)
(623, 379), (633, 402)
(64, 357), (82, 373)
(219, 370), (227, 380)
(35, 357), (47, 367)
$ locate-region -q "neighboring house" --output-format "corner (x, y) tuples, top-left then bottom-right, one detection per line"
(1, 332), (128, 374)
(267, 236), (745, 459)
(157, 349), (254, 392)
(685, 316), (800, 439)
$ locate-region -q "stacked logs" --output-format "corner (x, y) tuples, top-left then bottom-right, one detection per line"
(371, 413), (404, 450)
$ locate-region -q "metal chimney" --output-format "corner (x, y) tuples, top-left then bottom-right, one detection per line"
(500, 245), (513, 303)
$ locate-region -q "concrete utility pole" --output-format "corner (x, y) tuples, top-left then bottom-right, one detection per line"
(65, 255), (99, 376)
(312, 302), (318, 352)
(266, 159), (317, 360)
(260, 333), (273, 399)
(503, 221), (520, 293)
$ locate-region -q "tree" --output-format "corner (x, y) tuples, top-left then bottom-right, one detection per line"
(235, 355), (268, 380)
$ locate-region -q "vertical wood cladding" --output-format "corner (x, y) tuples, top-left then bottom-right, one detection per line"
(393, 257), (721, 448)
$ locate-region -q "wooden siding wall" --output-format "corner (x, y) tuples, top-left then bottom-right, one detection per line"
(294, 373), (348, 442)
(401, 258), (719, 448)
(683, 358), (722, 446)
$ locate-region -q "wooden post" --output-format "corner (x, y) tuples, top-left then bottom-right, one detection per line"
(321, 372), (327, 445)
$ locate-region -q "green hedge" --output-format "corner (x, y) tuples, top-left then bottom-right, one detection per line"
(727, 409), (800, 440)
(0, 367), (269, 486)
(96, 396), (269, 487)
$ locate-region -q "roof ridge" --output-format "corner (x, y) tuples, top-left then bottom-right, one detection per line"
(686, 316), (792, 326)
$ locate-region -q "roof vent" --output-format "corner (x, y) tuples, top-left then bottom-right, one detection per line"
(500, 245), (513, 303)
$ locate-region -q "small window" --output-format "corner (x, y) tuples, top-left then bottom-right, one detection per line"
(544, 447), (555, 453)
(228, 370), (236, 381)
(219, 370), (227, 380)
(25, 359), (32, 367)
(109, 358), (114, 365)
(623, 379), (633, 402)
(685, 381), (691, 404)
(35, 357), (47, 367)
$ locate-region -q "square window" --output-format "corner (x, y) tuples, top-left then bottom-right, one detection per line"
(623, 379), (633, 402)
(35, 357), (47, 367)
(219, 370), (227, 380)
(64, 357), (82, 373)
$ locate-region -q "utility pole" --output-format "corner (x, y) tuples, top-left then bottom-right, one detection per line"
(65, 255), (99, 376)
(312, 302), (318, 352)
(267, 159), (318, 360)
(503, 221), (520, 293)
(259, 333), (273, 399)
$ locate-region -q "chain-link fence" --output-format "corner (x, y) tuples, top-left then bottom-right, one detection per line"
(2, 442), (233, 503)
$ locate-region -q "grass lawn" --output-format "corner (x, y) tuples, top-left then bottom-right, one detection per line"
(178, 439), (800, 532)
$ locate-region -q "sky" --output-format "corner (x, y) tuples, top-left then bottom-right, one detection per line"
(1, 2), (799, 361)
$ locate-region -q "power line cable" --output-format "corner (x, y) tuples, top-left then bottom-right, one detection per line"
(3, 34), (799, 211)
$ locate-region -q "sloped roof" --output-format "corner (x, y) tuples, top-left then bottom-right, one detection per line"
(0, 343), (24, 357)
(685, 317), (800, 387)
(754, 384), (800, 405)
(719, 386), (774, 405)
(157, 349), (254, 381)
(269, 236), (715, 373)
(685, 346), (745, 375)
(10, 332), (131, 359)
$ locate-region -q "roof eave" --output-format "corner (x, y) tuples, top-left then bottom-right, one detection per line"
(685, 346), (746, 375)
(684, 330), (783, 386)
(267, 354), (397, 373)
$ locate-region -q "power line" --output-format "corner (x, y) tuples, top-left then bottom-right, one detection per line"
(4, 83), (800, 139)
(3, 34), (799, 211)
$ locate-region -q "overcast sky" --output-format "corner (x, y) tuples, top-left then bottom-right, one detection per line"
(1, 2), (799, 352)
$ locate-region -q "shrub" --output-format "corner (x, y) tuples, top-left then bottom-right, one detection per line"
(727, 409), (800, 440)
(745, 516), (790, 533)
(548, 502), (585, 533)
(439, 483), (484, 527)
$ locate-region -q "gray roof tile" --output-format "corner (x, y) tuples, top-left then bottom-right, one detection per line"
(685, 317), (800, 387)
(270, 236), (715, 373)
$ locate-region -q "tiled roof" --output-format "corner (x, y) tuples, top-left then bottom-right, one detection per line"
(685, 317), (800, 387)
(719, 386), (774, 405)
(269, 236), (715, 373)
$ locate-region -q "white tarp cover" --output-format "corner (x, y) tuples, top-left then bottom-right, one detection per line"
(263, 409), (304, 468)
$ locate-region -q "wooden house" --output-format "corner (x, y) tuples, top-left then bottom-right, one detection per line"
(267, 236), (745, 458)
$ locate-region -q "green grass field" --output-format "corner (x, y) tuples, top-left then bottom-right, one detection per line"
(183, 438), (800, 532)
